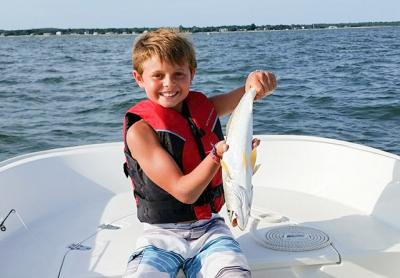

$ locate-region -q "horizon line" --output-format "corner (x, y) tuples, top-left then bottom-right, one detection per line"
(1, 20), (400, 32)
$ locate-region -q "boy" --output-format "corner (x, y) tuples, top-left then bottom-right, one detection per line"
(123, 28), (276, 277)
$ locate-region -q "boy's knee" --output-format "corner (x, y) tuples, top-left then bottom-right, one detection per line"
(215, 266), (251, 278)
(124, 246), (183, 278)
(123, 251), (143, 277)
(124, 253), (171, 278)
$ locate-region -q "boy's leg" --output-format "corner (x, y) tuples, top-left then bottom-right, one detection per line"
(124, 223), (188, 278)
(124, 245), (184, 278)
(183, 218), (251, 278)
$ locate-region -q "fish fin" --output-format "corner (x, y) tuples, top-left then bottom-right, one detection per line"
(221, 159), (232, 180)
(250, 147), (257, 171)
(253, 164), (261, 175)
(242, 152), (247, 171)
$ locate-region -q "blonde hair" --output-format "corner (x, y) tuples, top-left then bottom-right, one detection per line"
(132, 28), (197, 75)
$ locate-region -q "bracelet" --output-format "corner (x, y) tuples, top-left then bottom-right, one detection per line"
(210, 144), (221, 164)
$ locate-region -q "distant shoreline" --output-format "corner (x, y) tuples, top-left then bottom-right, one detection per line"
(1, 21), (399, 37)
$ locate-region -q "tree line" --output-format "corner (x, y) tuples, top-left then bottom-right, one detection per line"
(1, 21), (399, 36)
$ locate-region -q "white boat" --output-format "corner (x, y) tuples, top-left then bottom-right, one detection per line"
(1, 135), (399, 278)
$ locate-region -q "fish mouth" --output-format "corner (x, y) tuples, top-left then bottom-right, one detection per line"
(228, 209), (238, 227)
(231, 217), (238, 227)
(229, 210), (243, 229)
(228, 209), (248, 230)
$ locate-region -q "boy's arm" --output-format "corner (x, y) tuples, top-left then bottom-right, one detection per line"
(126, 120), (228, 204)
(210, 71), (277, 117)
(210, 86), (246, 117)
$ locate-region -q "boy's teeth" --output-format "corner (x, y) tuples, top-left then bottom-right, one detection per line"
(162, 92), (176, 97)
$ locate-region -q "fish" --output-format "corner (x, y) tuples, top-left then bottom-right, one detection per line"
(221, 88), (260, 230)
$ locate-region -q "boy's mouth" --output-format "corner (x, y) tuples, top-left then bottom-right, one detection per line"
(160, 91), (178, 98)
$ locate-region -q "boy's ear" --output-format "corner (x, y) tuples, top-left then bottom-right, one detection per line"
(190, 69), (196, 83)
(132, 70), (145, 88)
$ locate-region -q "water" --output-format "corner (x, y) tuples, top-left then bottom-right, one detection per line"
(1, 27), (399, 162)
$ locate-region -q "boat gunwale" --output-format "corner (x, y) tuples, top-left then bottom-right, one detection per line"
(1, 135), (399, 171)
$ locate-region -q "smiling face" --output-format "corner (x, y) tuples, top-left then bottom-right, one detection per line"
(133, 56), (195, 112)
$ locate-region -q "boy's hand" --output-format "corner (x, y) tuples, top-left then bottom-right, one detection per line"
(245, 70), (277, 101)
(215, 139), (258, 158)
(215, 140), (229, 158)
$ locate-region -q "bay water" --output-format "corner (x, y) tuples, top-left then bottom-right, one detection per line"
(0, 27), (399, 162)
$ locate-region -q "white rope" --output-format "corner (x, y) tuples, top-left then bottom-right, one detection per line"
(249, 210), (331, 252)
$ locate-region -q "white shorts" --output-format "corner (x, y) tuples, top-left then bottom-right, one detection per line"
(124, 215), (251, 278)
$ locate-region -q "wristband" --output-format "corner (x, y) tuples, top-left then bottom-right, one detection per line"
(210, 144), (221, 164)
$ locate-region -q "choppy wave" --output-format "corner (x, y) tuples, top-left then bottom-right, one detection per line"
(36, 76), (65, 84)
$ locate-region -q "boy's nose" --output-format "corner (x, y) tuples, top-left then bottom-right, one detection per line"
(163, 75), (176, 87)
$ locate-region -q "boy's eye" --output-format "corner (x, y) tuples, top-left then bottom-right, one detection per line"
(175, 72), (185, 78)
(152, 73), (163, 79)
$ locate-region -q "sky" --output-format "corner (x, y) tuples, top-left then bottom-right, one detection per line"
(1, 0), (399, 30)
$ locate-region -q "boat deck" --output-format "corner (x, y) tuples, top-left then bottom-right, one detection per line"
(2, 188), (400, 277)
(1, 135), (400, 277)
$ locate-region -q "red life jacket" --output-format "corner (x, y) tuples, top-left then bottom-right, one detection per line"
(123, 91), (225, 223)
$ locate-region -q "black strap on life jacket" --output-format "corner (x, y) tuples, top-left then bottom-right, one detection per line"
(181, 100), (222, 206)
(132, 185), (223, 209)
(181, 100), (206, 159)
(123, 161), (129, 178)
